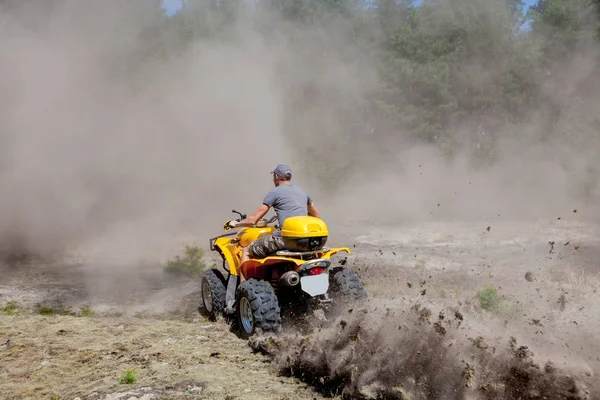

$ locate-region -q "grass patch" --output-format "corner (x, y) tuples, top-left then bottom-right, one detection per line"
(1, 301), (23, 315)
(476, 285), (521, 317)
(35, 305), (78, 316)
(477, 285), (503, 313)
(163, 245), (212, 279)
(79, 305), (94, 317)
(37, 307), (56, 315)
(119, 369), (137, 384)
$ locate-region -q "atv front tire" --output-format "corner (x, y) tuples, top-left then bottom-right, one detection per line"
(236, 279), (282, 338)
(200, 269), (226, 321)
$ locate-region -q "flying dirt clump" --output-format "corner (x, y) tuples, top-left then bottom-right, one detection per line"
(249, 300), (592, 400)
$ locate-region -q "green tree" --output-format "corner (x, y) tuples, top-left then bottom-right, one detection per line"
(528, 0), (599, 62)
(373, 0), (539, 164)
(129, 0), (599, 187)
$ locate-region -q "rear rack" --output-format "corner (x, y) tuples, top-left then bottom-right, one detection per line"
(297, 258), (331, 273)
(275, 247), (331, 260)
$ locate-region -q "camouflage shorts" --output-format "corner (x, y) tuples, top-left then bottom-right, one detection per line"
(248, 235), (286, 259)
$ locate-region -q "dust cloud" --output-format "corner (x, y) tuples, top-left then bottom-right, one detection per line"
(323, 140), (599, 228)
(0, 1), (291, 264)
(1, 0), (598, 262)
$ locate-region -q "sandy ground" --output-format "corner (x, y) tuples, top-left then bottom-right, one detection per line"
(0, 312), (325, 400)
(1, 218), (599, 399)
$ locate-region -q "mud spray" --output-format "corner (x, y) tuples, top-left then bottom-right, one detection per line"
(250, 297), (594, 399)
(1, 0), (599, 399)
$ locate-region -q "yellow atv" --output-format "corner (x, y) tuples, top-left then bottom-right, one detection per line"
(200, 209), (367, 338)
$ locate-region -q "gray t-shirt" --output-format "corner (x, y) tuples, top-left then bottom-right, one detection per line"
(263, 184), (313, 236)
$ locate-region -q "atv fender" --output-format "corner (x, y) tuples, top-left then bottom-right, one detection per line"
(239, 248), (351, 278)
(240, 257), (305, 280)
(322, 247), (351, 258)
(214, 243), (239, 276)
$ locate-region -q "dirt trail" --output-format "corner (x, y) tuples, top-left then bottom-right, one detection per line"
(1, 218), (599, 399)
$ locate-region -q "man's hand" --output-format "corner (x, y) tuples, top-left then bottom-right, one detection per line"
(223, 205), (270, 231)
(224, 220), (238, 230)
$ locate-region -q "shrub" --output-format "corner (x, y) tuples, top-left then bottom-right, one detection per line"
(1, 301), (20, 315)
(119, 369), (137, 384)
(38, 307), (56, 315)
(163, 245), (210, 279)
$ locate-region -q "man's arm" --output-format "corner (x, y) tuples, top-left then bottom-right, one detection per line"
(308, 201), (320, 218)
(229, 204), (270, 228)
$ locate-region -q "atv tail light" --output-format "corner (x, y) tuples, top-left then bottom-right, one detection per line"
(307, 267), (325, 276)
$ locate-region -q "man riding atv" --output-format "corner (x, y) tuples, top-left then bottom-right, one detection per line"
(224, 164), (321, 282)
(203, 165), (366, 337)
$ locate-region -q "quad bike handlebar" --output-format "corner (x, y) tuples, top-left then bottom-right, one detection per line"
(223, 209), (278, 232)
(231, 209), (246, 220)
(211, 209), (278, 251)
(230, 209), (277, 225)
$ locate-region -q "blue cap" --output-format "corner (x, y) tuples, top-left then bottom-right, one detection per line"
(271, 164), (292, 178)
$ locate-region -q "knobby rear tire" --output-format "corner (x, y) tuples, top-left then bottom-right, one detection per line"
(327, 267), (367, 316)
(330, 267), (367, 299)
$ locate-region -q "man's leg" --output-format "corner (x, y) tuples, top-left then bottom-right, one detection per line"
(237, 247), (251, 282)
